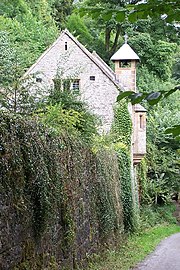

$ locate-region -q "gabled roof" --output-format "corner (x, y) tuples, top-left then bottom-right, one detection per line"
(25, 29), (124, 90)
(111, 43), (140, 61)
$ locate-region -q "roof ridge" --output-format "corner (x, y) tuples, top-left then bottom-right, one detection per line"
(24, 29), (124, 90)
(92, 51), (115, 78)
(24, 30), (66, 77)
(63, 30), (123, 90)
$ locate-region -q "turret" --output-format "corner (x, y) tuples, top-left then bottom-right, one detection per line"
(111, 35), (146, 164)
(110, 34), (139, 92)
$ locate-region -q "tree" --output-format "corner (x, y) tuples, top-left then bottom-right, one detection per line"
(79, 0), (135, 59)
(145, 91), (180, 204)
(51, 0), (74, 28)
(129, 33), (177, 80)
(66, 13), (106, 58)
(0, 31), (45, 114)
(79, 0), (180, 24)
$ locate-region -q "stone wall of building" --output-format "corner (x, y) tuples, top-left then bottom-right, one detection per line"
(26, 32), (119, 132)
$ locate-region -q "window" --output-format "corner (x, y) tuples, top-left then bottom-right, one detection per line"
(119, 60), (131, 68)
(53, 78), (80, 91)
(65, 42), (68, 51)
(36, 77), (42, 82)
(72, 79), (80, 90)
(90, 76), (95, 81)
(140, 115), (144, 129)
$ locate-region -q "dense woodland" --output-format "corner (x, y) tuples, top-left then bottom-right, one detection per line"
(0, 0), (180, 268)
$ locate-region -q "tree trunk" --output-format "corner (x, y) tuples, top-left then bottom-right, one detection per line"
(109, 24), (121, 56)
(105, 26), (112, 53)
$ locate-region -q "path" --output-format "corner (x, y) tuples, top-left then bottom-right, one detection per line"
(132, 233), (180, 270)
(132, 202), (180, 270)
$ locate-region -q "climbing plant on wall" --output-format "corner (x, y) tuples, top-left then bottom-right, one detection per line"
(111, 100), (136, 232)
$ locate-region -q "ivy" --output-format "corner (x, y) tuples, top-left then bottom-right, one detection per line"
(111, 100), (132, 147)
(115, 144), (135, 232)
(0, 112), (124, 268)
(111, 100), (136, 232)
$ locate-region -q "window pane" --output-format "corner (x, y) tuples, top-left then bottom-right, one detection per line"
(90, 76), (95, 81)
(72, 80), (80, 90)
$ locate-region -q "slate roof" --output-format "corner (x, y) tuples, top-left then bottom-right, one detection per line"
(111, 43), (140, 61)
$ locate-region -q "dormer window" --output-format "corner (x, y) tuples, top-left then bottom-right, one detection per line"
(65, 42), (68, 51)
(119, 60), (131, 68)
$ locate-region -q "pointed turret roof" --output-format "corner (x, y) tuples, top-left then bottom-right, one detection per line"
(111, 43), (140, 61)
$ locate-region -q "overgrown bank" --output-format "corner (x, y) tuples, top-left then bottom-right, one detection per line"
(0, 112), (131, 269)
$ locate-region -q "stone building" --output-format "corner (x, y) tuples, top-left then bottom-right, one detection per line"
(25, 29), (146, 164)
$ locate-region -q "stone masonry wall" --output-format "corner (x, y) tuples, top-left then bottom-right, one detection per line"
(26, 32), (119, 132)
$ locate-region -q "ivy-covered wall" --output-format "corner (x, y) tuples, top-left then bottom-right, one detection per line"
(112, 100), (137, 232)
(0, 113), (124, 270)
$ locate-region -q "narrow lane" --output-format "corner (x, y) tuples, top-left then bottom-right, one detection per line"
(132, 233), (180, 270)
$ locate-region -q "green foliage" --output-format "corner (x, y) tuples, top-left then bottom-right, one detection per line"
(79, 0), (180, 24)
(0, 113), (60, 240)
(66, 12), (107, 59)
(139, 204), (177, 229)
(95, 149), (123, 238)
(66, 13), (94, 47)
(137, 158), (150, 205)
(111, 100), (132, 146)
(87, 202), (179, 270)
(0, 0), (30, 18)
(0, 112), (124, 267)
(0, 31), (45, 114)
(129, 33), (177, 80)
(136, 108), (180, 206)
(115, 144), (135, 232)
(173, 53), (180, 80)
(145, 92), (180, 204)
(51, 0), (74, 28)
(137, 66), (176, 93)
(111, 100), (135, 232)
(0, 3), (58, 73)
(40, 104), (84, 135)
(0, 31), (18, 87)
(43, 81), (98, 142)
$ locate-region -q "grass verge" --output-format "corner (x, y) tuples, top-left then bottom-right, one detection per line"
(86, 204), (180, 270)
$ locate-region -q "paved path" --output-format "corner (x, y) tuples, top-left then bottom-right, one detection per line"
(132, 232), (180, 270)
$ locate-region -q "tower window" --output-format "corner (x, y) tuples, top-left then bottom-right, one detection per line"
(120, 60), (131, 68)
(90, 76), (95, 81)
(140, 115), (144, 129)
(65, 42), (68, 51)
